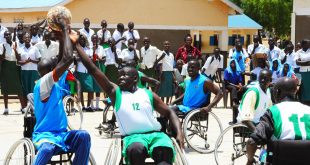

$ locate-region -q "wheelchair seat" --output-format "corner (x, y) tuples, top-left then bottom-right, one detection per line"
(266, 140), (310, 165)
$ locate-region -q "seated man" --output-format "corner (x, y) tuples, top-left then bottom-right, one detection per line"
(76, 39), (184, 165)
(237, 69), (273, 131)
(171, 59), (223, 114)
(32, 18), (90, 165)
(246, 77), (308, 165)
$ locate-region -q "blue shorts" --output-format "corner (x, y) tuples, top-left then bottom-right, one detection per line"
(177, 105), (193, 113)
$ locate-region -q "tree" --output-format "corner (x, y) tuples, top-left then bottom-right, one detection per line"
(231, 0), (293, 38)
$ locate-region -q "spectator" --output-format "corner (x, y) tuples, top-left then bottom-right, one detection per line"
(0, 24), (8, 44)
(122, 21), (140, 48)
(104, 37), (121, 84)
(0, 31), (25, 115)
(181, 54), (195, 78)
(231, 42), (247, 73)
(12, 22), (24, 42)
(296, 39), (310, 105)
(120, 39), (140, 65)
(112, 23), (126, 50)
(280, 63), (298, 81)
(30, 24), (42, 46)
(224, 59), (244, 105)
(228, 38), (248, 59)
(248, 35), (267, 70)
(35, 31), (59, 59)
(79, 18), (95, 48)
(281, 43), (299, 73)
(267, 37), (283, 62)
(157, 41), (174, 104)
(97, 20), (111, 48)
(201, 48), (223, 81)
(174, 59), (184, 97)
(269, 59), (282, 83)
(295, 42), (302, 52)
(175, 34), (201, 63)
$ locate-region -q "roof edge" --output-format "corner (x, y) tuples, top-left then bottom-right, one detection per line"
(0, 0), (73, 13)
(221, 0), (243, 14)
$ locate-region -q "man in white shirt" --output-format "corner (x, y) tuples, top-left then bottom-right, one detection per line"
(0, 24), (8, 44)
(248, 35), (267, 70)
(35, 31), (59, 59)
(122, 21), (140, 48)
(267, 37), (282, 62)
(140, 37), (161, 78)
(281, 43), (299, 72)
(79, 18), (95, 48)
(112, 23), (125, 50)
(201, 48), (223, 80)
(30, 25), (42, 46)
(97, 20), (111, 48)
(120, 39), (140, 64)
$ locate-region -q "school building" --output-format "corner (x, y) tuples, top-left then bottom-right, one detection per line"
(0, 0), (261, 54)
(291, 0), (310, 44)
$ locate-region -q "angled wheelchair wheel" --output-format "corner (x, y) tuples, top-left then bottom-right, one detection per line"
(63, 95), (84, 130)
(104, 138), (120, 165)
(4, 138), (35, 165)
(171, 138), (189, 165)
(214, 123), (257, 165)
(183, 109), (223, 153)
(89, 151), (97, 165)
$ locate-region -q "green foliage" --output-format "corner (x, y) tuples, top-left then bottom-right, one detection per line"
(230, 0), (293, 38)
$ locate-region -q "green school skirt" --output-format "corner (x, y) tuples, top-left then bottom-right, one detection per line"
(21, 70), (40, 96)
(300, 72), (310, 102)
(76, 72), (94, 92)
(157, 71), (174, 97)
(105, 64), (119, 84)
(1, 60), (22, 95)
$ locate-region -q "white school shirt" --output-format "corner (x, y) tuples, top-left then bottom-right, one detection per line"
(281, 52), (299, 69)
(267, 46), (282, 61)
(79, 28), (95, 48)
(0, 25), (8, 44)
(104, 47), (121, 66)
(19, 45), (41, 70)
(140, 45), (161, 69)
(35, 41), (59, 59)
(120, 48), (140, 62)
(112, 30), (124, 50)
(228, 47), (248, 58)
(93, 46), (105, 59)
(247, 44), (267, 55)
(202, 55), (223, 77)
(295, 49), (310, 72)
(77, 47), (92, 73)
(0, 42), (17, 61)
(31, 34), (42, 45)
(158, 51), (174, 71)
(122, 30), (140, 48)
(97, 29), (111, 42)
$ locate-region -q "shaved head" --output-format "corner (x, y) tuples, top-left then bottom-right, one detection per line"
(273, 77), (298, 103)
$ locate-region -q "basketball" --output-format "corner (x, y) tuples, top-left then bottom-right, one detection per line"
(47, 6), (72, 31)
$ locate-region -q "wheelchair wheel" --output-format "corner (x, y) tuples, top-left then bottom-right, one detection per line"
(89, 152), (97, 165)
(4, 138), (35, 165)
(63, 95), (83, 130)
(214, 123), (256, 165)
(104, 138), (120, 165)
(171, 138), (189, 165)
(183, 109), (223, 153)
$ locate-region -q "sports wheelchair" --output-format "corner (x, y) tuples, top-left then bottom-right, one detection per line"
(4, 94), (96, 165)
(104, 118), (189, 165)
(265, 140), (310, 165)
(214, 105), (262, 165)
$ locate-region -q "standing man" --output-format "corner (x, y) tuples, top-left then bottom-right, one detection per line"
(76, 38), (183, 165)
(112, 23), (125, 50)
(281, 43), (299, 73)
(79, 18), (95, 48)
(120, 39), (140, 65)
(175, 34), (201, 63)
(0, 31), (25, 115)
(248, 35), (267, 69)
(0, 24), (8, 44)
(140, 37), (161, 79)
(122, 21), (140, 48)
(157, 41), (175, 104)
(35, 31), (59, 59)
(228, 38), (248, 58)
(97, 20), (111, 48)
(201, 48), (224, 81)
(267, 37), (282, 62)
(296, 39), (310, 106)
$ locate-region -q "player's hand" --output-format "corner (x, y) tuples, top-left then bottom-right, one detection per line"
(176, 132), (185, 149)
(69, 29), (79, 44)
(200, 105), (212, 113)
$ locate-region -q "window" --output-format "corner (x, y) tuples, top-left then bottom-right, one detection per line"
(210, 34), (219, 46)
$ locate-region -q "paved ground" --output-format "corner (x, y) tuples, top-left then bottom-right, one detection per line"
(0, 97), (235, 165)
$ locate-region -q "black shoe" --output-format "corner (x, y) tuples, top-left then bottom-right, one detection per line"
(3, 111), (8, 115)
(96, 108), (104, 111)
(85, 107), (95, 112)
